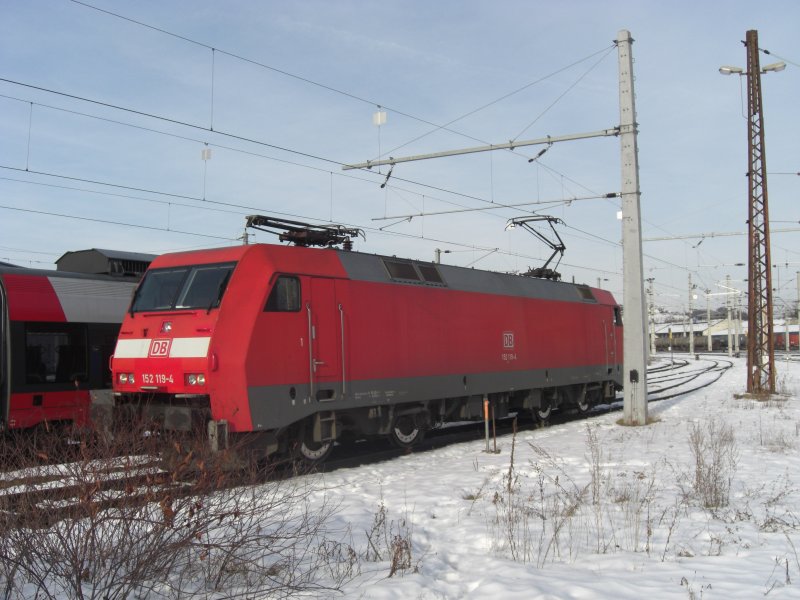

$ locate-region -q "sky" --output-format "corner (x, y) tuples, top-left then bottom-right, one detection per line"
(0, 0), (798, 313)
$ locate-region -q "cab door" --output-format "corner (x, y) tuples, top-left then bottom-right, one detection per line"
(308, 278), (341, 401)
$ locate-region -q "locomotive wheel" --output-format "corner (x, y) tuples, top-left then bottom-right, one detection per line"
(576, 394), (591, 414)
(297, 437), (333, 464)
(535, 401), (552, 422)
(389, 415), (425, 449)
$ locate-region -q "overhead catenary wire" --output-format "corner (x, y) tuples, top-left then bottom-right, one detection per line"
(1, 158), (624, 276)
(0, 140), (704, 282)
(0, 87), (632, 251)
(759, 46), (800, 69)
(67, 0), (640, 273)
(0, 91), (484, 215)
(511, 45), (617, 142)
(0, 164), (621, 277)
(373, 192), (620, 221)
(3, 6), (751, 293)
(0, 84), (735, 287)
(68, 0), (570, 156)
(377, 44), (618, 161)
(0, 204), (239, 241)
(0, 85), (562, 213)
(0, 32), (627, 235)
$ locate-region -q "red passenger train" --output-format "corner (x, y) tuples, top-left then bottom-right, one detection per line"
(112, 233), (623, 461)
(0, 265), (138, 431)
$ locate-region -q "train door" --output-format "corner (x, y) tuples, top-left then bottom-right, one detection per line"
(308, 278), (342, 400)
(602, 306), (621, 372)
(608, 306), (622, 374)
(0, 279), (7, 427)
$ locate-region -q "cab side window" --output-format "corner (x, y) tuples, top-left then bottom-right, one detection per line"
(264, 276), (301, 312)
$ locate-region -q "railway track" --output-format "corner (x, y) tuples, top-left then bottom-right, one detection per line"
(324, 355), (737, 471)
(645, 355), (733, 402)
(1, 356), (738, 517)
(0, 457), (174, 527)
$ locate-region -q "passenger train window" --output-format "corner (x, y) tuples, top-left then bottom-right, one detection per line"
(265, 276), (300, 312)
(614, 307), (623, 326)
(24, 323), (88, 384)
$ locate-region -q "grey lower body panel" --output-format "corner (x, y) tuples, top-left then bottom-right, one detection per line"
(246, 363), (622, 432)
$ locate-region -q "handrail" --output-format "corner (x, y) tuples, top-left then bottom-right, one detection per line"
(306, 302), (314, 401)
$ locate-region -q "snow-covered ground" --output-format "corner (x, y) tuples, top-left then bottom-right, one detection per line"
(304, 355), (800, 599)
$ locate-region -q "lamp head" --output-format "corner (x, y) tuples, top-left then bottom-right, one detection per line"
(761, 61), (786, 73)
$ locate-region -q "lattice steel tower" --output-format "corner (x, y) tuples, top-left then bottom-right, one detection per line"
(744, 29), (775, 393)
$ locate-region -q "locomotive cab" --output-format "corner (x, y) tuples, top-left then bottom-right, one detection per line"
(113, 260), (237, 431)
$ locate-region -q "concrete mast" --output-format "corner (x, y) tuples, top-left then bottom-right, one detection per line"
(618, 30), (648, 425)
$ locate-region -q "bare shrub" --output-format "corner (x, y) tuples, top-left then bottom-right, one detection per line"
(756, 413), (797, 453)
(0, 420), (353, 599)
(585, 424), (603, 506)
(490, 433), (586, 566)
(490, 428), (662, 566)
(688, 419), (739, 508)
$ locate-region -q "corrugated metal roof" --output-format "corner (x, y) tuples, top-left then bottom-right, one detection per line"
(56, 248), (156, 264)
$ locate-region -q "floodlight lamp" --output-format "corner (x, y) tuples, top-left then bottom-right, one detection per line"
(505, 222), (516, 231)
(719, 65), (744, 75)
(761, 61), (786, 73)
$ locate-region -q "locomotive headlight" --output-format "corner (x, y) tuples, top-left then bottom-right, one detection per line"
(128, 374), (135, 384)
(119, 373), (128, 384)
(185, 373), (206, 386)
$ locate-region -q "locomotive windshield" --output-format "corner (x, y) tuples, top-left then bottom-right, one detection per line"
(131, 262), (236, 312)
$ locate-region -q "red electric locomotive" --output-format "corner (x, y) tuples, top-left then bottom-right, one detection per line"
(1, 263), (141, 431)
(112, 218), (623, 461)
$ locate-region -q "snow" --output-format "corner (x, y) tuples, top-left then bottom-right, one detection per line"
(300, 355), (800, 599)
(5, 355), (799, 599)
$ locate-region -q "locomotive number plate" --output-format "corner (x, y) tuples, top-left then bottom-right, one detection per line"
(141, 373), (174, 385)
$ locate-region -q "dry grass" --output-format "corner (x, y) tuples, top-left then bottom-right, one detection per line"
(0, 420), (354, 599)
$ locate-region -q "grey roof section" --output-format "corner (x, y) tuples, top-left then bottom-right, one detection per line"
(55, 248), (156, 278)
(335, 250), (600, 304)
(48, 276), (136, 323)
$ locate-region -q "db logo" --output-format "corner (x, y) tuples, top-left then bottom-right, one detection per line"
(503, 332), (514, 349)
(149, 339), (172, 357)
